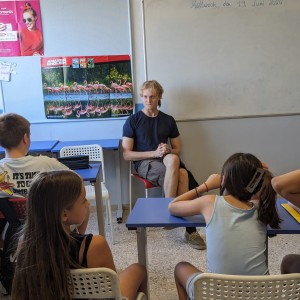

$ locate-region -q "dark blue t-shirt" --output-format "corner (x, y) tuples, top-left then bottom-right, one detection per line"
(123, 110), (179, 170)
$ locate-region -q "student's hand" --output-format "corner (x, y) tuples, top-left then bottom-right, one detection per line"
(160, 143), (170, 155)
(154, 143), (170, 158)
(153, 144), (164, 158)
(261, 161), (269, 170)
(205, 174), (221, 190)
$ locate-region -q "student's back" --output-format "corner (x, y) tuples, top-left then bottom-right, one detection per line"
(206, 195), (268, 275)
(0, 113), (73, 295)
(0, 113), (68, 199)
(169, 152), (281, 300)
(0, 155), (68, 198)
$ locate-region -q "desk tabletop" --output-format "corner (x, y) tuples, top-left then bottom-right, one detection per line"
(268, 198), (300, 234)
(0, 140), (59, 154)
(51, 139), (120, 152)
(126, 198), (300, 234)
(73, 163), (101, 182)
(126, 197), (206, 228)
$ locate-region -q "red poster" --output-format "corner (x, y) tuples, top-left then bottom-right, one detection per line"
(0, 0), (43, 57)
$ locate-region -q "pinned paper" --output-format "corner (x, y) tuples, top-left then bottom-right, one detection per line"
(0, 61), (17, 81)
(0, 61), (11, 81)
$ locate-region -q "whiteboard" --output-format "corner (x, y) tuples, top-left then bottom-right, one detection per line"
(143, 0), (300, 120)
(1, 0), (131, 122)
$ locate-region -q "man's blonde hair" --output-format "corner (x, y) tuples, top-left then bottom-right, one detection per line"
(140, 80), (164, 107)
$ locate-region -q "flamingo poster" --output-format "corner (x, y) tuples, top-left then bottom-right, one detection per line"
(0, 0), (43, 57)
(41, 55), (133, 119)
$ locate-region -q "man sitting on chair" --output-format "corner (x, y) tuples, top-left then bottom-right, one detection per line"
(122, 80), (205, 250)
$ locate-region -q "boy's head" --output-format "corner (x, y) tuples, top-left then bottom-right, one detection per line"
(0, 113), (30, 149)
(140, 80), (164, 107)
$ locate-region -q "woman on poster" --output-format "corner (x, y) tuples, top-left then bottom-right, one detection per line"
(19, 2), (44, 56)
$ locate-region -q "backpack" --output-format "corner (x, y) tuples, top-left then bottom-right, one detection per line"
(0, 220), (22, 295)
(0, 198), (23, 294)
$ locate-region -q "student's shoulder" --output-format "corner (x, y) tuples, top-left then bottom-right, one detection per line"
(123, 111), (145, 128)
(33, 155), (69, 169)
(89, 235), (110, 253)
(127, 110), (144, 120)
(158, 110), (176, 121)
(0, 155), (32, 165)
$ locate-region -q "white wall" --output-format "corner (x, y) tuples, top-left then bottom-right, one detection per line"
(127, 0), (300, 202)
(25, 2), (300, 206)
(123, 114), (300, 202)
(179, 115), (300, 182)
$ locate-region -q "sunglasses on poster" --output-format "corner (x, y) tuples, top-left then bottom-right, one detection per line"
(22, 18), (33, 23)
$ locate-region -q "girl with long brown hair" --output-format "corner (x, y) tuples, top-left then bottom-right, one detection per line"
(12, 170), (147, 300)
(168, 153), (281, 300)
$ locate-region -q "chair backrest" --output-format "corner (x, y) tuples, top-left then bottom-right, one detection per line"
(69, 267), (147, 300)
(69, 267), (122, 299)
(60, 144), (106, 183)
(193, 272), (300, 299)
(0, 198), (27, 220)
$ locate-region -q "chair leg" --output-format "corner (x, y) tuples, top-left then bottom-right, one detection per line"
(106, 197), (114, 244)
(105, 198), (109, 225)
(145, 188), (148, 198)
(129, 166), (132, 212)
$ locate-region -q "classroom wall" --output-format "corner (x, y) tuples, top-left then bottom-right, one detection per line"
(142, 0), (300, 120)
(123, 114), (300, 201)
(33, 1), (300, 205)
(126, 0), (300, 201)
(5, 1), (300, 206)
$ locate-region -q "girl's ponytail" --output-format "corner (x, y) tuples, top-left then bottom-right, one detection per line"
(257, 169), (281, 228)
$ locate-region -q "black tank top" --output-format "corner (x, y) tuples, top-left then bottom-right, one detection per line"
(69, 232), (93, 267)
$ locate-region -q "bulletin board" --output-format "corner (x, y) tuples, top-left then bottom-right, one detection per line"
(1, 0), (131, 122)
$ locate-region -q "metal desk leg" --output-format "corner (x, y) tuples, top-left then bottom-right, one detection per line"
(115, 149), (123, 223)
(94, 175), (105, 237)
(136, 227), (149, 299)
(266, 236), (268, 267)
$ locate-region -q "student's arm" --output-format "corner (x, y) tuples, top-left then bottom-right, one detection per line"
(122, 137), (167, 161)
(271, 170), (300, 207)
(169, 136), (181, 156)
(168, 174), (221, 221)
(86, 235), (116, 271)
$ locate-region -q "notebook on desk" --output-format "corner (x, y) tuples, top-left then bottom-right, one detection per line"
(282, 203), (300, 223)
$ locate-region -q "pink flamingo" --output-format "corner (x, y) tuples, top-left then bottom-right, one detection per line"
(62, 109), (73, 118)
(47, 104), (56, 114)
(125, 80), (132, 88)
(120, 79), (131, 92)
(110, 80), (124, 93)
(76, 105), (88, 118)
(95, 81), (109, 93)
(88, 107), (96, 117)
(43, 83), (53, 94)
(59, 83), (70, 93)
(72, 82), (85, 94)
(73, 102), (82, 111)
(52, 84), (62, 94)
